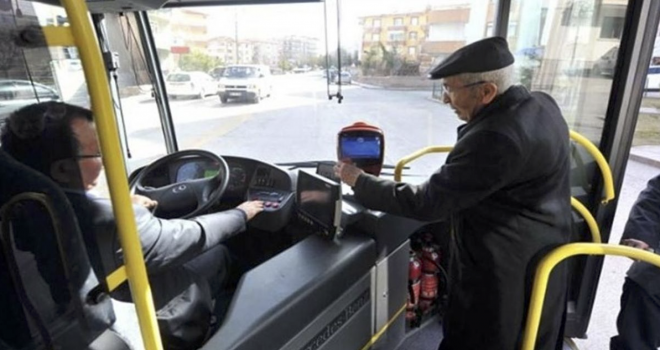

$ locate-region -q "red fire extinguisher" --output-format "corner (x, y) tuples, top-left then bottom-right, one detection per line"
(406, 252), (422, 322)
(419, 234), (441, 314)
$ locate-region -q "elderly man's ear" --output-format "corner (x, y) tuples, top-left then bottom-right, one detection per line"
(479, 82), (499, 105)
(51, 159), (84, 188)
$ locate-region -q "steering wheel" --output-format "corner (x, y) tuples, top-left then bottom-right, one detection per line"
(130, 150), (230, 219)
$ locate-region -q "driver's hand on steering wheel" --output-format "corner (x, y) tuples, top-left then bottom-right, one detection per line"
(237, 200), (265, 221)
(131, 194), (158, 209)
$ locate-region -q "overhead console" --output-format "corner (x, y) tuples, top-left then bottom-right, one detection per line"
(34, 0), (168, 13)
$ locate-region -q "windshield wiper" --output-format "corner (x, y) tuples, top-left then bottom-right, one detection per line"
(276, 160), (408, 171)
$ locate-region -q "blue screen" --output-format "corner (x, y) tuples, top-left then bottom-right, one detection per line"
(341, 136), (381, 159)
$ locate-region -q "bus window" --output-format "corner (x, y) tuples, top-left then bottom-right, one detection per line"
(129, 1), (502, 179)
(506, 1), (628, 143)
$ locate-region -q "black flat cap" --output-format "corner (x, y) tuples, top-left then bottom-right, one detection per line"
(428, 36), (514, 80)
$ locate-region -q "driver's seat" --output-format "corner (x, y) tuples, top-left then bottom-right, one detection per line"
(0, 149), (130, 349)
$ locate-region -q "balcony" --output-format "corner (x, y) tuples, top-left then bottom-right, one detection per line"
(387, 25), (406, 30)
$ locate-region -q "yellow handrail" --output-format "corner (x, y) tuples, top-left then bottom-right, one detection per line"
(393, 146), (453, 182)
(522, 243), (660, 350)
(57, 1), (162, 349)
(569, 130), (615, 204)
(393, 132), (614, 205)
(570, 197), (602, 243)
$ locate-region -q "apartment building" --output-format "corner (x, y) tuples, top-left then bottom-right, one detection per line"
(360, 11), (426, 62)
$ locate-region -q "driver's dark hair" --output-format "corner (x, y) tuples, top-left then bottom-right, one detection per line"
(1, 101), (94, 179)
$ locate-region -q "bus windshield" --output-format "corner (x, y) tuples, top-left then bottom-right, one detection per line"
(19, 0), (639, 185)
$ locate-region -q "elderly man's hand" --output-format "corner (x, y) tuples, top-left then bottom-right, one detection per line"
(621, 238), (651, 251)
(237, 200), (264, 221)
(620, 239), (654, 261)
(334, 162), (364, 187)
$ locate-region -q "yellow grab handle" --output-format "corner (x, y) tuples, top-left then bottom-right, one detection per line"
(522, 243), (660, 350)
(570, 197), (601, 243)
(394, 146), (453, 182)
(59, 0), (163, 348)
(569, 130), (615, 204)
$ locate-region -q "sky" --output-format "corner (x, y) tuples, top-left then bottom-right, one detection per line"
(200, 0), (445, 52)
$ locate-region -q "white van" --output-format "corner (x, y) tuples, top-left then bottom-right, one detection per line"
(217, 65), (272, 104)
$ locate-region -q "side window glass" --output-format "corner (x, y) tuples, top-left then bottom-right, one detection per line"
(14, 83), (34, 100)
(35, 86), (55, 99)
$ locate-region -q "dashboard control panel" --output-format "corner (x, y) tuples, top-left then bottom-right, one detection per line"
(248, 189), (293, 212)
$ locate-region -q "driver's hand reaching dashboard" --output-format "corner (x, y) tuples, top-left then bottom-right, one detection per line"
(237, 200), (265, 221)
(132, 194), (158, 209)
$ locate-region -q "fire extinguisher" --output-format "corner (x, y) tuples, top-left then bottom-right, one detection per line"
(419, 235), (441, 314)
(406, 251), (422, 322)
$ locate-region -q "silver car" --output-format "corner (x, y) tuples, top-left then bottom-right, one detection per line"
(334, 71), (352, 85)
(0, 80), (60, 125)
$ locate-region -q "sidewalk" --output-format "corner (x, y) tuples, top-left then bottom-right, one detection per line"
(629, 145), (660, 167)
(353, 76), (435, 91)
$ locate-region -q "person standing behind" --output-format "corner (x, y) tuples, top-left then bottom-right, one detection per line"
(610, 174), (660, 350)
(335, 37), (571, 350)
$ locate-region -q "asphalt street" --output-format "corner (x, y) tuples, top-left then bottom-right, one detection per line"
(118, 72), (461, 178)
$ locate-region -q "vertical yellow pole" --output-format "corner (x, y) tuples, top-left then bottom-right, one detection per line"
(58, 1), (163, 349)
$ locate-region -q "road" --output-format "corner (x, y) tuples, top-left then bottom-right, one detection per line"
(118, 72), (461, 178)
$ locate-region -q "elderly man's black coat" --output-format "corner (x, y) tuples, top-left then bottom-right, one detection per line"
(353, 85), (571, 350)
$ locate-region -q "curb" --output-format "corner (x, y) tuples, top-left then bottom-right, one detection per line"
(353, 80), (435, 92)
(629, 152), (660, 168)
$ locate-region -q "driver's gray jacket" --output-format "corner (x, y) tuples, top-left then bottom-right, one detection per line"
(65, 191), (247, 299)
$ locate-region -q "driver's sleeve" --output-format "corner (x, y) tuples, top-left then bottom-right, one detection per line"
(133, 206), (246, 273)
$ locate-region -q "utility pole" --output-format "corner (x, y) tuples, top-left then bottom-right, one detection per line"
(234, 11), (238, 64)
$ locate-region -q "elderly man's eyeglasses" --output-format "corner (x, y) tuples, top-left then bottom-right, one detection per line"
(442, 81), (487, 95)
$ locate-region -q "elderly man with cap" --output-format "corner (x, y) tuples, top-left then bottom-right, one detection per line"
(335, 37), (570, 349)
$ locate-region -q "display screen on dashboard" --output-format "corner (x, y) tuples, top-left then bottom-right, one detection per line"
(340, 135), (381, 159)
(297, 170), (340, 236)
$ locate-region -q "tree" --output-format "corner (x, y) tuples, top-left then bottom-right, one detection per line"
(0, 20), (19, 78)
(178, 50), (223, 72)
(319, 48), (357, 69)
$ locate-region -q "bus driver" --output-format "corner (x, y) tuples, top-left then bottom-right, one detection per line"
(1, 102), (264, 349)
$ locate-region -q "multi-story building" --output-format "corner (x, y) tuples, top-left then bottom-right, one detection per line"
(280, 36), (319, 67)
(358, 2), (497, 74)
(207, 36), (236, 64)
(360, 11), (427, 63)
(148, 9), (209, 73)
(207, 37), (279, 66)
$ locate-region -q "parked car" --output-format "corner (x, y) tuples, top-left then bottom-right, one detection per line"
(0, 79), (60, 125)
(165, 71), (216, 99)
(218, 65), (272, 104)
(592, 46), (619, 77)
(334, 71), (352, 85)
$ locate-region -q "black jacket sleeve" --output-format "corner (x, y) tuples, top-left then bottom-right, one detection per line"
(353, 130), (524, 221)
(622, 174), (660, 251)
